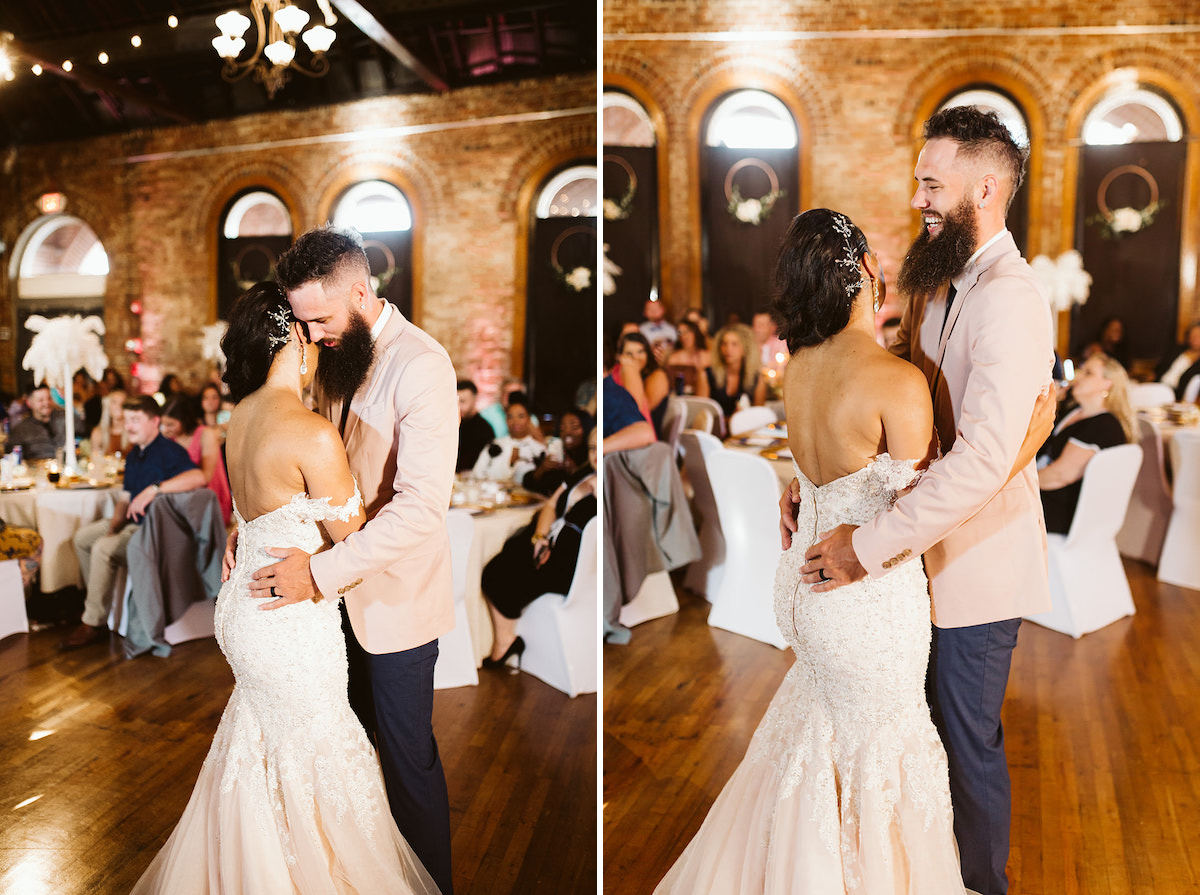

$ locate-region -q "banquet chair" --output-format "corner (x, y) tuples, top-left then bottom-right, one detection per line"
(1128, 381), (1175, 409)
(1184, 375), (1200, 405)
(678, 396), (726, 437)
(1116, 416), (1173, 566)
(679, 430), (727, 601)
(515, 518), (597, 697)
(661, 396), (688, 455)
(618, 569), (678, 627)
(1025, 443), (1142, 638)
(0, 558), (28, 641)
(434, 508), (479, 689)
(728, 405), (779, 437)
(704, 449), (787, 648)
(1158, 428), (1200, 591)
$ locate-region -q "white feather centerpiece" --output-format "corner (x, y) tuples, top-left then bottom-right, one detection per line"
(1030, 250), (1092, 342)
(22, 314), (109, 471)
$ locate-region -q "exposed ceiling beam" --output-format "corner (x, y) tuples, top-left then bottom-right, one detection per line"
(329, 0), (450, 93)
(4, 33), (193, 124)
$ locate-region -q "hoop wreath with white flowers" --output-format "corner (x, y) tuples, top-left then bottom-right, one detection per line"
(725, 157), (786, 225)
(1087, 164), (1165, 240)
(550, 226), (596, 293)
(603, 154), (637, 221)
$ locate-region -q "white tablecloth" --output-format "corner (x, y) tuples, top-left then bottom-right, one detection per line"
(456, 503), (542, 664)
(0, 483), (121, 591)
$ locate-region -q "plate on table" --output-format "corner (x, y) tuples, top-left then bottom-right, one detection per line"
(0, 481), (35, 491)
(506, 490), (542, 506)
(735, 435), (786, 447)
(58, 479), (103, 490)
(760, 446), (794, 461)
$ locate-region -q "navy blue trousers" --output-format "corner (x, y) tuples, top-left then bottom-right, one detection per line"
(343, 605), (453, 895)
(927, 619), (1022, 895)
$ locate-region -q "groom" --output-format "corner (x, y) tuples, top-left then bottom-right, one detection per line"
(252, 226), (458, 894)
(784, 107), (1054, 895)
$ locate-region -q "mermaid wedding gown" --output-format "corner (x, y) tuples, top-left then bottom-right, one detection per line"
(656, 455), (969, 895)
(130, 491), (439, 895)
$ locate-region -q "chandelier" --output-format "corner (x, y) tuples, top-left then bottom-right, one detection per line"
(212, 0), (337, 99)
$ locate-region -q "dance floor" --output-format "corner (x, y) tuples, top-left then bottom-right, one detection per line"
(604, 560), (1200, 894)
(0, 623), (596, 895)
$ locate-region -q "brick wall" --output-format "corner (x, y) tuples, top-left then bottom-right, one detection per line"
(604, 2), (1200, 347)
(0, 74), (595, 404)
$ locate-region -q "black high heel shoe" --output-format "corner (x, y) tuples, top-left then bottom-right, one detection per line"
(482, 636), (526, 672)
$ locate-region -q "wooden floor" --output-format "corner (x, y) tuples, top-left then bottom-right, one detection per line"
(0, 625), (596, 895)
(603, 562), (1200, 894)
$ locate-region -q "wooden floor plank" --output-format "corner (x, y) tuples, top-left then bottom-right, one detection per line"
(0, 626), (595, 894)
(604, 562), (1200, 894)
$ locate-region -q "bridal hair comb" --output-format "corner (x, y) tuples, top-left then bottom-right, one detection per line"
(266, 300), (294, 353)
(831, 212), (865, 297)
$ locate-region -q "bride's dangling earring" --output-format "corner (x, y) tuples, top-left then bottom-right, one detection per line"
(299, 342), (308, 376)
(872, 277), (882, 314)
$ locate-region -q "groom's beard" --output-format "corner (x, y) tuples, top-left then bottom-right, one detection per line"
(315, 310), (376, 405)
(896, 196), (979, 297)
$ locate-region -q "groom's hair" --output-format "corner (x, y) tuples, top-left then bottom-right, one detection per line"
(276, 226), (371, 296)
(924, 106), (1026, 213)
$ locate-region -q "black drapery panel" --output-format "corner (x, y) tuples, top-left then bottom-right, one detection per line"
(526, 218), (597, 416)
(1008, 170), (1029, 259)
(1071, 142), (1186, 367)
(701, 146), (799, 329)
(602, 148), (658, 341)
(360, 230), (413, 320)
(217, 235), (293, 320)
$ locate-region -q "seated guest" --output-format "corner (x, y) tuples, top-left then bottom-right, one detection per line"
(75, 371), (101, 434)
(640, 298), (678, 366)
(160, 397), (233, 527)
(1157, 321), (1200, 389)
(8, 384), (67, 460)
(696, 322), (768, 418)
(478, 377), (546, 441)
(666, 319), (711, 395)
(612, 332), (671, 439)
(521, 407), (593, 496)
(197, 382), (233, 442)
(1038, 354), (1136, 534)
(60, 396), (205, 651)
(473, 393), (544, 481)
(157, 372), (187, 402)
(480, 428), (597, 670)
(0, 520), (42, 593)
(91, 388), (130, 457)
(1082, 316), (1130, 368)
(456, 379), (495, 472)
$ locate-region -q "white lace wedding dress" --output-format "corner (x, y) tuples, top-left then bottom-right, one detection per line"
(656, 455), (968, 895)
(130, 491), (440, 895)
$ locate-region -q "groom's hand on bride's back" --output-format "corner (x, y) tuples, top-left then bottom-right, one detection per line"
(779, 477), (802, 549)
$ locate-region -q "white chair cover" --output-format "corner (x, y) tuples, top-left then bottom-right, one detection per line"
(678, 396), (726, 437)
(728, 405), (779, 437)
(1025, 444), (1142, 638)
(1129, 381), (1175, 409)
(1185, 376), (1200, 404)
(679, 430), (726, 601)
(0, 559), (28, 641)
(515, 518), (598, 697)
(434, 508), (480, 689)
(1116, 416), (1173, 565)
(703, 449), (787, 648)
(618, 569), (679, 627)
(1158, 428), (1200, 590)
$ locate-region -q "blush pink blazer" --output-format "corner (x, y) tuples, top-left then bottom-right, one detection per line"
(309, 310), (458, 654)
(852, 231), (1054, 628)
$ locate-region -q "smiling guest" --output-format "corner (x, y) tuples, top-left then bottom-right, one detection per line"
(472, 392), (545, 482)
(63, 395), (205, 651)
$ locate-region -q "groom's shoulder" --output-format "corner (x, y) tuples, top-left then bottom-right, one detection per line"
(384, 312), (452, 365)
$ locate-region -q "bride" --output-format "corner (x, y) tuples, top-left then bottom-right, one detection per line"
(130, 283), (439, 894)
(655, 209), (970, 894)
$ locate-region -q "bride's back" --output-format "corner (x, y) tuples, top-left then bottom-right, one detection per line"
(225, 389), (324, 522)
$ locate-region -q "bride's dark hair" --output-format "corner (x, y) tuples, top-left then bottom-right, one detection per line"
(221, 281), (302, 403)
(770, 208), (870, 353)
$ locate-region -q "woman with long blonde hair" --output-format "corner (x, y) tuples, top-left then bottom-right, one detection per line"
(695, 322), (767, 417)
(1037, 352), (1135, 533)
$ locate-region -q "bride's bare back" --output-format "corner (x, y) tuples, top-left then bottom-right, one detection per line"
(785, 327), (936, 487)
(224, 389), (362, 541)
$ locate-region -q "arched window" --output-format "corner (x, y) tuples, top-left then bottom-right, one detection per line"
(700, 89), (799, 329)
(938, 87), (1032, 255)
(331, 180), (414, 317)
(1073, 84), (1187, 371)
(217, 188), (293, 320)
(11, 215), (109, 391)
(525, 163), (597, 416)
(604, 90), (658, 337)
